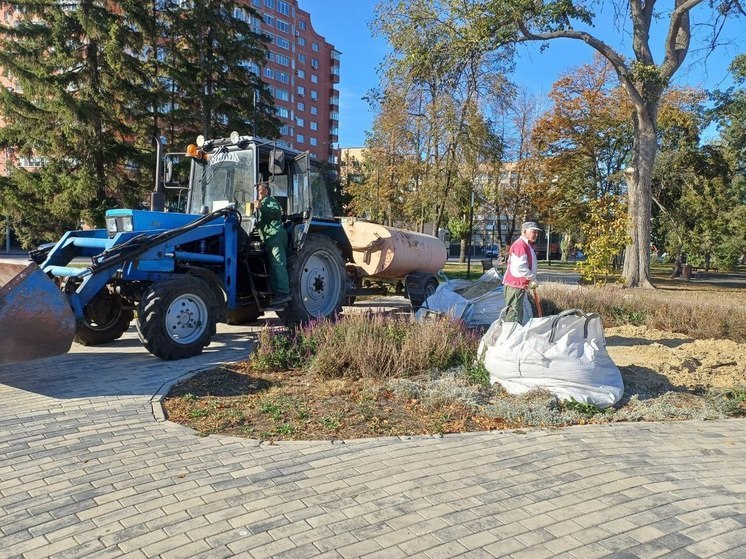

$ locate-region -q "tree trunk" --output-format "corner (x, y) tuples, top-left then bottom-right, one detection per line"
(622, 109), (656, 288)
(459, 237), (467, 263)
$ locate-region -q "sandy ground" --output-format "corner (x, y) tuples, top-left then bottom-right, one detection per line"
(606, 325), (746, 391)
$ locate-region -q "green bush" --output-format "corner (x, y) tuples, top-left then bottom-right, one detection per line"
(251, 313), (480, 380)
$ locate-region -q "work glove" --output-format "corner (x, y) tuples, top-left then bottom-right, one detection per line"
(528, 281), (538, 290)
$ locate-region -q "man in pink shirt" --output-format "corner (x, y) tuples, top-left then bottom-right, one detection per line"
(502, 221), (542, 324)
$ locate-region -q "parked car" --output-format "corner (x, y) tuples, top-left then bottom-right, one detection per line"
(485, 245), (500, 258)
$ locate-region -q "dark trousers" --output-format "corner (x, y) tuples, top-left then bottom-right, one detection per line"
(504, 285), (527, 324)
(264, 229), (289, 296)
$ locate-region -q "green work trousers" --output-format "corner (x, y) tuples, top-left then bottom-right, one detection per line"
(504, 285), (528, 325)
(264, 229), (289, 296)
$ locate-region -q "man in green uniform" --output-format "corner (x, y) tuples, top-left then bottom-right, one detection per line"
(254, 183), (291, 306)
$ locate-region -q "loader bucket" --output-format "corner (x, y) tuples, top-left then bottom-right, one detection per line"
(0, 259), (28, 286)
(0, 262), (76, 366)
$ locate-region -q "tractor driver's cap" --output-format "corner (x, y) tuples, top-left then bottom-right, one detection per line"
(522, 221), (542, 232)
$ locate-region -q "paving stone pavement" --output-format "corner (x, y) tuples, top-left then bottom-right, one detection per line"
(1, 320), (746, 559)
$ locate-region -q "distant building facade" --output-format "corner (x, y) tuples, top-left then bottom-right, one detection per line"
(247, 0), (340, 164)
(0, 1), (340, 170)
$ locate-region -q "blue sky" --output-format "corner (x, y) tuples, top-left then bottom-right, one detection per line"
(300, 0), (745, 147)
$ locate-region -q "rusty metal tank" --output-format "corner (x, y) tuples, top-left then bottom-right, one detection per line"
(341, 217), (447, 279)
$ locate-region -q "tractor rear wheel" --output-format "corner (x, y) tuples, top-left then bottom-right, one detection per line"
(278, 234), (345, 325)
(74, 288), (133, 346)
(136, 275), (218, 360)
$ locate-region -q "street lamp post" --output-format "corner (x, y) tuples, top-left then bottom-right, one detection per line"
(466, 190), (475, 279)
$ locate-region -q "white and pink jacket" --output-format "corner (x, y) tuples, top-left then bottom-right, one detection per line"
(502, 236), (537, 290)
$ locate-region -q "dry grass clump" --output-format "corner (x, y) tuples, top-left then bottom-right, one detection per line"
(538, 282), (746, 342)
(252, 313), (479, 379)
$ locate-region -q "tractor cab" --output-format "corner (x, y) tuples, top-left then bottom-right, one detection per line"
(168, 133), (334, 241)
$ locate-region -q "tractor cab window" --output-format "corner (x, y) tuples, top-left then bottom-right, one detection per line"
(257, 149), (290, 215)
(310, 163), (333, 219)
(188, 148), (255, 216)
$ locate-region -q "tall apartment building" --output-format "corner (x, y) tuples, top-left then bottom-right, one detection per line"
(246, 0), (340, 165)
(0, 5), (20, 179)
(0, 0), (341, 172)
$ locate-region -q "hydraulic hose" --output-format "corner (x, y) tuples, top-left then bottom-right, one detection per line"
(88, 207), (240, 274)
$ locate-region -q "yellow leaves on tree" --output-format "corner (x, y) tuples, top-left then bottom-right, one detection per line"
(577, 195), (630, 284)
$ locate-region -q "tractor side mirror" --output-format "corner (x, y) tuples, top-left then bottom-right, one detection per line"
(269, 148), (285, 174)
(163, 153), (188, 188)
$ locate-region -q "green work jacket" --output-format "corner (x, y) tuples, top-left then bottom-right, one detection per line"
(256, 196), (284, 241)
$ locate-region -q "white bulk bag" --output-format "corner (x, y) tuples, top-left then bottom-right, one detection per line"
(478, 309), (624, 408)
(416, 269), (531, 327)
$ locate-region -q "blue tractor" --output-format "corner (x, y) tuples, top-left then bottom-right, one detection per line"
(0, 134), (354, 364)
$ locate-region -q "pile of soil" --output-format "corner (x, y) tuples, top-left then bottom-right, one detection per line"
(606, 325), (746, 390)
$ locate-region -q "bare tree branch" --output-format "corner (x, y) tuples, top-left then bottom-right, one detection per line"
(661, 0), (704, 79)
(629, 0), (655, 65)
(515, 21), (646, 111)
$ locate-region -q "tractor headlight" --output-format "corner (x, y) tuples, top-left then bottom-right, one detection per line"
(106, 217), (117, 237)
(105, 215), (134, 238)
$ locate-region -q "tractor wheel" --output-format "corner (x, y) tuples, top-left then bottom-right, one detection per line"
(74, 288), (133, 346)
(136, 275), (218, 360)
(344, 271), (362, 306)
(411, 276), (439, 311)
(278, 234), (346, 325)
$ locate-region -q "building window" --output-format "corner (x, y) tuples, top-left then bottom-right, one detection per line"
(297, 134), (305, 143)
(276, 19), (290, 33)
(280, 124), (291, 135)
(310, 90), (318, 101)
(310, 58), (319, 69)
(297, 36), (305, 47)
(310, 106), (318, 115)
(297, 102), (305, 111)
(277, 0), (290, 15)
(297, 85), (305, 96)
(275, 53), (290, 66)
(276, 107), (290, 118)
(298, 53), (306, 63)
(275, 88), (290, 101)
(312, 42), (319, 52)
(296, 117), (304, 127)
(264, 0), (274, 7)
(275, 36), (290, 49)
(297, 69), (305, 79)
(310, 137), (318, 146)
(233, 7), (248, 21)
(311, 74), (318, 84)
(298, 19), (306, 30)
(263, 14), (274, 26)
(310, 121), (318, 131)
(275, 70), (290, 84)
(264, 68), (273, 78)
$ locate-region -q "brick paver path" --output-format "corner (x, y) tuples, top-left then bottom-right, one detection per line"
(1, 323), (745, 558)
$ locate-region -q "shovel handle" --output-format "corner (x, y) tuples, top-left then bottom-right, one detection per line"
(532, 288), (542, 318)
